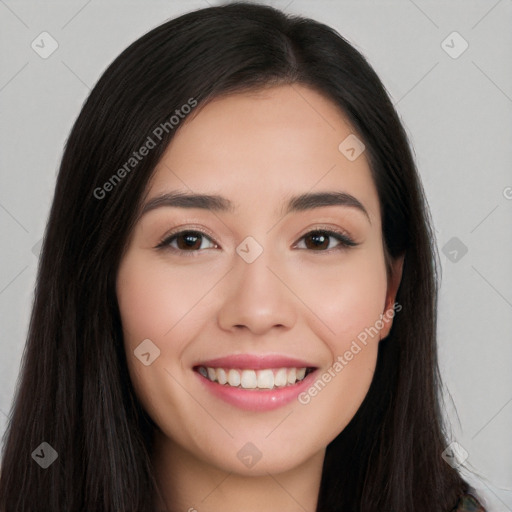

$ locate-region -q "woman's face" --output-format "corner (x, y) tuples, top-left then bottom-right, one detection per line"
(116, 84), (402, 476)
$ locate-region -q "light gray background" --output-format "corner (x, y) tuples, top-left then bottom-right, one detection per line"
(1, 0), (511, 510)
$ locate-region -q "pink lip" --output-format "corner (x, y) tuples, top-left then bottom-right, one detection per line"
(192, 354), (318, 411)
(194, 354), (315, 370)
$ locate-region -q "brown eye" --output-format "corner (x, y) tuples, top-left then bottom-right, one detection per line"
(157, 230), (217, 252)
(303, 232), (330, 250)
(175, 232), (203, 250)
(296, 230), (357, 251)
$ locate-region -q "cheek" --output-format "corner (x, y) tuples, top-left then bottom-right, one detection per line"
(116, 253), (212, 432)
(116, 252), (217, 345)
(292, 246), (388, 352)
(289, 246), (387, 434)
(116, 252), (227, 418)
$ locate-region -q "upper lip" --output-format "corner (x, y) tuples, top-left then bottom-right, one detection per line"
(194, 354), (317, 370)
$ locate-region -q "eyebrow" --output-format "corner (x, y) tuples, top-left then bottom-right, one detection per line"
(140, 190), (371, 224)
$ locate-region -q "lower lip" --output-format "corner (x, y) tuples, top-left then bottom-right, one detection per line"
(194, 369), (318, 411)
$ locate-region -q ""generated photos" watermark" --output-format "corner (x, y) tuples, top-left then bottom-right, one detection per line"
(93, 98), (197, 200)
(298, 302), (402, 405)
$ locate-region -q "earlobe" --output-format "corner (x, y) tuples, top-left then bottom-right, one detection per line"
(380, 254), (405, 340)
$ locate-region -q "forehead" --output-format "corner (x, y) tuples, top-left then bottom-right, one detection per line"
(144, 84), (380, 225)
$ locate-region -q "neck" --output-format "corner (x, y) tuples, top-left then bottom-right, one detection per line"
(151, 429), (324, 512)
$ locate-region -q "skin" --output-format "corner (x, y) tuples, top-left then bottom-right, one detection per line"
(116, 84), (403, 512)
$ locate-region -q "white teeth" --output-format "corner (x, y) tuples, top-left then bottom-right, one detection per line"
(207, 367), (216, 381)
(287, 368), (296, 385)
(274, 368), (288, 387)
(240, 370), (257, 389)
(257, 369), (274, 389)
(228, 369), (241, 387)
(198, 366), (310, 389)
(217, 368), (227, 385)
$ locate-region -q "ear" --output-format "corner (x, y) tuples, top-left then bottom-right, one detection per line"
(379, 254), (404, 340)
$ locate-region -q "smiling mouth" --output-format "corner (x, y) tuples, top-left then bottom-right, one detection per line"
(194, 366), (316, 390)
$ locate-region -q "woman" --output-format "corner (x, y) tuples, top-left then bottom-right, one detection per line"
(0, 3), (486, 511)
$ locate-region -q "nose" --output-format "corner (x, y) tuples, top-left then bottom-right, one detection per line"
(216, 245), (298, 335)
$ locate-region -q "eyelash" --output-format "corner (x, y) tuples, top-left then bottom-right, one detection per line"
(155, 226), (358, 255)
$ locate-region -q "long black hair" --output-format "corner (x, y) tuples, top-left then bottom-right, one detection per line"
(0, 3), (481, 511)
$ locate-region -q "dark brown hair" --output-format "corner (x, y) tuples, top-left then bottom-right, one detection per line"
(0, 3), (482, 511)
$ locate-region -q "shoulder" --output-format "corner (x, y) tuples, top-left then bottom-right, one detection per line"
(451, 492), (486, 512)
